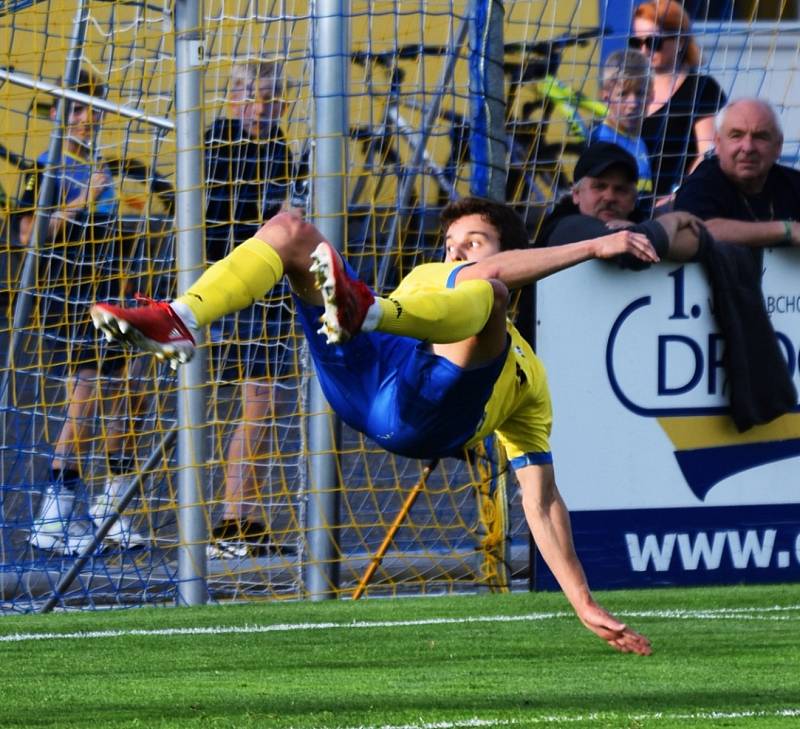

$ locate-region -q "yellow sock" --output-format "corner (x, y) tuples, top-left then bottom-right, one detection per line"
(374, 279), (494, 342)
(175, 238), (284, 327)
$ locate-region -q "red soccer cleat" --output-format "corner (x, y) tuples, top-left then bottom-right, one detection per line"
(90, 295), (196, 368)
(309, 241), (375, 344)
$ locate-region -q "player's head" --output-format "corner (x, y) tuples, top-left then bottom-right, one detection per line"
(571, 143), (638, 223)
(599, 49), (652, 135)
(714, 98), (783, 194)
(441, 197), (529, 262)
(228, 59), (286, 139)
(50, 69), (107, 150)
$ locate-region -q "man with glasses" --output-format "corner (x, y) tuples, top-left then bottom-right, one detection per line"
(202, 58), (307, 559)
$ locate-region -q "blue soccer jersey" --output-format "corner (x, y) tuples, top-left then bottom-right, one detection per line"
(20, 150), (117, 216)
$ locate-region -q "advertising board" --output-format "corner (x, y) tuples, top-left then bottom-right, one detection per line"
(535, 250), (800, 589)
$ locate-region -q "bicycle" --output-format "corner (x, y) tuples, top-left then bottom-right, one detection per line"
(348, 28), (609, 246)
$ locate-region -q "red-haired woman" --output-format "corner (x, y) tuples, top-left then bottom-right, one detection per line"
(631, 0), (726, 203)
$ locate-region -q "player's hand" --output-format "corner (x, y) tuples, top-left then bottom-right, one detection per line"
(575, 601), (652, 656)
(592, 230), (659, 263)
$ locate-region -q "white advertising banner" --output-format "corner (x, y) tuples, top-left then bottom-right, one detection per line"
(534, 249), (800, 589)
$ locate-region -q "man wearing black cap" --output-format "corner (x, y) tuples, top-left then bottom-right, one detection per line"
(538, 142), (700, 266)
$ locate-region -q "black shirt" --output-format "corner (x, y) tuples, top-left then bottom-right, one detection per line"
(674, 155), (800, 225)
(675, 156), (799, 430)
(204, 118), (307, 263)
(641, 72), (726, 197)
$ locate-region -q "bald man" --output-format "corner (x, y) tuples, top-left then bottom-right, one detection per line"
(674, 98), (800, 247)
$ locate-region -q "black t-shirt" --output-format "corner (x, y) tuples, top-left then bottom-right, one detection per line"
(674, 156), (800, 225)
(641, 72), (726, 197)
(204, 118), (307, 262)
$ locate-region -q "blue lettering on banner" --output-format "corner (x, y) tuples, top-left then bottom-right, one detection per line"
(533, 503), (800, 591)
(766, 295), (800, 315)
(606, 268), (800, 415)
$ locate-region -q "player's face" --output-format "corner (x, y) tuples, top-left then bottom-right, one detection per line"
(572, 168), (638, 223)
(715, 102), (782, 193)
(444, 214), (502, 262)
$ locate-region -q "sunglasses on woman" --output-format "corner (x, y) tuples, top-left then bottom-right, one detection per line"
(628, 35), (666, 52)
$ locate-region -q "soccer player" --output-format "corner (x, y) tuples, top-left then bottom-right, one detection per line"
(91, 199), (655, 655)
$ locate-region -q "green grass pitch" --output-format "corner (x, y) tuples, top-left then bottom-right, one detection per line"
(1, 583), (799, 728)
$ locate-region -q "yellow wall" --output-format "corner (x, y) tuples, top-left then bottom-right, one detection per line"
(0, 0), (600, 213)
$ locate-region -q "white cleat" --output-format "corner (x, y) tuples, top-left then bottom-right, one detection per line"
(309, 242), (375, 345)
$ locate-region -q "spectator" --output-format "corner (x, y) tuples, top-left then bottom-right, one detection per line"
(21, 69), (146, 554)
(539, 138), (795, 432)
(538, 142), (700, 264)
(673, 97), (798, 431)
(674, 98), (800, 242)
(590, 49), (654, 206)
(631, 0), (726, 203)
(204, 58), (305, 559)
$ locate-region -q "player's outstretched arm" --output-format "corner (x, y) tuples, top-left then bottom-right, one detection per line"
(457, 230), (659, 290)
(516, 463), (652, 656)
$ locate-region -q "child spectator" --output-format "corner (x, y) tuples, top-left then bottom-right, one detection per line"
(590, 49), (654, 209)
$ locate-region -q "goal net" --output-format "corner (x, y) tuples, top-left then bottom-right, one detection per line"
(0, 0), (797, 612)
(0, 0), (522, 612)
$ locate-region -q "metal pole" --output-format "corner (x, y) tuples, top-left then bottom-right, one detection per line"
(0, 68), (174, 131)
(305, 0), (348, 600)
(0, 0), (90, 569)
(173, 0), (208, 607)
(376, 19), (469, 293)
(467, 0), (506, 201)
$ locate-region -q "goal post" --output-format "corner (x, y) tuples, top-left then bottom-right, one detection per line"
(0, 0), (530, 612)
(3, 0), (795, 613)
(173, 0), (210, 607)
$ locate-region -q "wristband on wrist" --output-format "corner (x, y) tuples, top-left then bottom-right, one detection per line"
(783, 220), (792, 243)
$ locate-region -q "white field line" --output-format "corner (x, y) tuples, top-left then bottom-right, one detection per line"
(2, 604), (799, 644)
(304, 708), (800, 729)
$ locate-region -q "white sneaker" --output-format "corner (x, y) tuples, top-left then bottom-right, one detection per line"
(28, 488), (75, 554)
(89, 480), (148, 549)
(63, 518), (103, 556)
